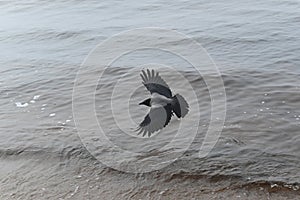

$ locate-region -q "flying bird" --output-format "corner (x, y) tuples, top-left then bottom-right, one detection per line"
(137, 69), (189, 137)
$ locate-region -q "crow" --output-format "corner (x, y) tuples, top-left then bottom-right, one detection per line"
(137, 69), (189, 137)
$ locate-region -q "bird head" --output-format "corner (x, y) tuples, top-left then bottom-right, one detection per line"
(139, 98), (151, 107)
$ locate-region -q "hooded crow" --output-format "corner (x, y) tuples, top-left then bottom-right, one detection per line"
(136, 69), (189, 137)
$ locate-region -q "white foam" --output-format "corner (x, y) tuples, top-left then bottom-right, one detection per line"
(33, 95), (40, 100)
(15, 102), (28, 108)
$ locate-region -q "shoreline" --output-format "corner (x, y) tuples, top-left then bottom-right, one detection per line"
(1, 153), (299, 200)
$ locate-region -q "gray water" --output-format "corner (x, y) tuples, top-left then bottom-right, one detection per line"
(1, 0), (300, 199)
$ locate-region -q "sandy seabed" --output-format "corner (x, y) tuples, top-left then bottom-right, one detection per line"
(1, 152), (299, 200)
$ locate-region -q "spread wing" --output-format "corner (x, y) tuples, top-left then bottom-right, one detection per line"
(140, 69), (172, 98)
(137, 104), (173, 137)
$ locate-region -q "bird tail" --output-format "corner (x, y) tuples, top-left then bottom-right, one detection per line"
(172, 94), (189, 118)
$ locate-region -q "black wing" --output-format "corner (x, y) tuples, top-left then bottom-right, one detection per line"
(137, 104), (173, 137)
(140, 69), (172, 98)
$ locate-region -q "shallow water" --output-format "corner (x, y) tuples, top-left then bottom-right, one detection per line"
(1, 0), (300, 199)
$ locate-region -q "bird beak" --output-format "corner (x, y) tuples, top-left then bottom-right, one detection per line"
(139, 102), (143, 105)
